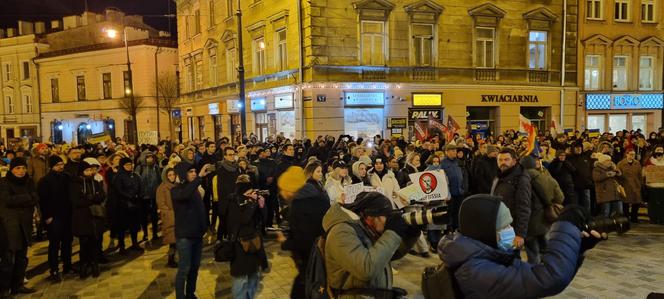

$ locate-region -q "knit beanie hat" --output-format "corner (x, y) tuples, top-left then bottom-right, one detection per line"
(49, 155), (64, 168)
(119, 157), (133, 167)
(277, 166), (306, 193)
(345, 192), (393, 217)
(83, 157), (101, 168)
(9, 157), (28, 171)
(236, 174), (253, 196)
(519, 155), (537, 170)
(459, 194), (513, 248)
(78, 160), (95, 175)
(174, 162), (195, 182)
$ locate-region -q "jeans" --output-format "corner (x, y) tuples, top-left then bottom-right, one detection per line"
(524, 235), (548, 264)
(175, 238), (203, 299)
(575, 189), (591, 212)
(232, 272), (260, 299)
(600, 201), (624, 217)
(0, 248), (29, 292)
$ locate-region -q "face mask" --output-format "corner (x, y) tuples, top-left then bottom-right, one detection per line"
(496, 226), (515, 252)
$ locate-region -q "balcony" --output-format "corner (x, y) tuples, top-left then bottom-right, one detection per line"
(361, 68), (387, 81)
(528, 70), (550, 83)
(412, 67), (437, 81)
(474, 69), (497, 81)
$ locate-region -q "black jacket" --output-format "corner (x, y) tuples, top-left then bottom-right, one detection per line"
(215, 160), (239, 217)
(254, 158), (277, 189)
(275, 155), (300, 180)
(63, 160), (80, 179)
(37, 170), (71, 222)
(471, 155), (498, 194)
(491, 165), (532, 238)
(0, 174), (39, 251)
(282, 183), (331, 259)
(397, 164), (418, 188)
(111, 169), (142, 212)
(172, 177), (208, 239)
(568, 152), (594, 190)
(228, 195), (267, 277)
(70, 177), (106, 238)
(548, 159), (577, 204)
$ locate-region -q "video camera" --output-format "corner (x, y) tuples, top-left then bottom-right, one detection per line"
(399, 204), (448, 226)
(584, 215), (630, 234)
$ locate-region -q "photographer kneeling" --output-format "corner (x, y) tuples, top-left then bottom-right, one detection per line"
(323, 192), (419, 299)
(437, 194), (607, 299)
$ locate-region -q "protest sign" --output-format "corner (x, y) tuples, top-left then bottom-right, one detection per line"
(645, 165), (664, 186)
(398, 170), (450, 202)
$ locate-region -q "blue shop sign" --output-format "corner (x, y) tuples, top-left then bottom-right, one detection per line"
(250, 98), (266, 111)
(586, 93), (663, 110)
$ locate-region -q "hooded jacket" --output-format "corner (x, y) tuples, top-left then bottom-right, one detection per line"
(351, 161), (371, 186)
(368, 169), (402, 208)
(282, 183), (330, 259)
(171, 175), (208, 239)
(491, 164), (532, 238)
(322, 203), (401, 299)
(592, 160), (622, 204)
(0, 173), (39, 251)
(156, 173), (177, 245)
(438, 221), (582, 299)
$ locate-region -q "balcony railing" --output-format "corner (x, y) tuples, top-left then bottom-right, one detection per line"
(474, 69), (497, 81)
(412, 67), (437, 81)
(528, 70), (550, 83)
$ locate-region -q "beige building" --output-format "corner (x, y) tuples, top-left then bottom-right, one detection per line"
(578, 0), (664, 133)
(178, 0), (580, 142)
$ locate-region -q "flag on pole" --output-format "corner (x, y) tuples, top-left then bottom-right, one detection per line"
(414, 121), (429, 141)
(519, 114), (537, 156)
(550, 119), (561, 136)
(447, 115), (460, 141)
(428, 115), (448, 139)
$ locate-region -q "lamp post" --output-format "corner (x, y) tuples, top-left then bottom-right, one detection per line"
(236, 0), (247, 139)
(106, 27), (138, 144)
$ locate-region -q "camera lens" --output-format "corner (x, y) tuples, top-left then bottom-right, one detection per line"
(401, 206), (448, 226)
(586, 216), (630, 234)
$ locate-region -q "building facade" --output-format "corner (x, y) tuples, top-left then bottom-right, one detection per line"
(177, 0), (580, 142)
(578, 0), (664, 133)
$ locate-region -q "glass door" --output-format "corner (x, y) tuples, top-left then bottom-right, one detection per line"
(608, 114), (627, 133)
(586, 114), (605, 132)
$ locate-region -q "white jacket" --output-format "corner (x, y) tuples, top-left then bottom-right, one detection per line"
(369, 170), (403, 208)
(325, 173), (351, 205)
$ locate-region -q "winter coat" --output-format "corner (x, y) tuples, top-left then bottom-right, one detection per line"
(592, 161), (622, 204)
(0, 175), (39, 251)
(37, 170), (73, 240)
(369, 170), (402, 208)
(471, 155), (498, 194)
(441, 158), (464, 197)
(325, 173), (351, 205)
(568, 152), (594, 190)
(28, 154), (48, 185)
(215, 160), (239, 217)
(275, 155), (300, 179)
(135, 163), (161, 199)
(63, 160), (80, 179)
(322, 203), (401, 299)
(438, 221), (583, 299)
(228, 194), (268, 277)
(156, 180), (176, 244)
(70, 176), (107, 238)
(396, 164), (418, 188)
(617, 159), (643, 204)
(111, 168), (142, 212)
(254, 157), (277, 190)
(171, 177), (208, 239)
(548, 159), (577, 204)
(282, 183), (331, 260)
(526, 168), (564, 237)
(491, 165), (532, 238)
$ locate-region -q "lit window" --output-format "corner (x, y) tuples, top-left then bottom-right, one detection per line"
(584, 55), (602, 90)
(253, 37), (266, 75)
(360, 21), (386, 66)
(51, 78), (59, 102)
(612, 56), (628, 90)
(23, 94), (32, 113)
(528, 31), (548, 69)
(615, 0), (630, 21)
(76, 75), (86, 100)
(412, 24), (434, 66)
(587, 0), (603, 19)
(6, 96), (15, 114)
(641, 0), (655, 22)
(639, 56), (653, 90)
(276, 29), (287, 71)
(102, 72), (112, 99)
(123, 71), (131, 95)
(475, 27), (495, 68)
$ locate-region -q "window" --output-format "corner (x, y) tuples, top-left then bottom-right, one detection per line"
(276, 29), (287, 71)
(585, 55), (602, 89)
(642, 0), (655, 22)
(639, 56), (654, 90)
(412, 24), (434, 66)
(227, 48), (237, 81)
(632, 114), (646, 130)
(253, 37), (266, 75)
(209, 0), (215, 26)
(23, 94), (32, 113)
(613, 56), (628, 90)
(195, 60), (203, 89)
(609, 114), (627, 132)
(6, 96), (14, 114)
(209, 49), (218, 86)
(123, 71), (131, 96)
(194, 10), (201, 34)
(475, 27), (495, 68)
(50, 78), (59, 102)
(587, 114), (606, 132)
(76, 75), (86, 100)
(186, 63), (194, 91)
(615, 0), (630, 21)
(528, 31), (548, 69)
(22, 61), (30, 80)
(102, 72), (112, 99)
(3, 63), (12, 81)
(360, 21), (386, 66)
(587, 0), (603, 19)
(227, 0), (234, 18)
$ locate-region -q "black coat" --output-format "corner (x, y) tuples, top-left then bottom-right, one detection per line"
(275, 155), (300, 180)
(254, 158), (277, 189)
(37, 171), (72, 240)
(568, 152), (594, 190)
(63, 160), (80, 179)
(228, 195), (267, 277)
(70, 177), (106, 238)
(215, 160), (239, 218)
(491, 165), (532, 238)
(172, 177), (208, 239)
(548, 159), (577, 204)
(282, 183), (330, 259)
(0, 175), (39, 251)
(397, 164), (418, 188)
(111, 169), (142, 212)
(471, 155), (498, 194)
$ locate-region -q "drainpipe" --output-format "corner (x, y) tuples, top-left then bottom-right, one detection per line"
(297, 0), (305, 138)
(560, 0), (567, 128)
(155, 46), (162, 141)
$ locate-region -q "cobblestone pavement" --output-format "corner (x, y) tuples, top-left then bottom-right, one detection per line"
(15, 223), (664, 299)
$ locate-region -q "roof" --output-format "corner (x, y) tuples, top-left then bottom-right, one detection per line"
(35, 38), (177, 59)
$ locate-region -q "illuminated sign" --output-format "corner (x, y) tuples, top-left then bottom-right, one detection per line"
(586, 94), (663, 110)
(227, 100), (241, 113)
(388, 118), (407, 128)
(481, 94), (539, 103)
(208, 103), (219, 115)
(274, 94), (294, 109)
(412, 93), (442, 106)
(408, 109), (443, 120)
(250, 98), (266, 111)
(345, 92), (385, 106)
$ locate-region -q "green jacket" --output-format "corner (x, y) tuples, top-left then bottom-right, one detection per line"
(527, 168), (564, 236)
(322, 203), (401, 299)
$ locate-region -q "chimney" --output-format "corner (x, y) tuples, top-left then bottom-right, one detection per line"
(35, 22), (46, 34)
(18, 21), (34, 35)
(51, 20), (61, 30)
(7, 28), (16, 37)
(0, 29), (5, 39)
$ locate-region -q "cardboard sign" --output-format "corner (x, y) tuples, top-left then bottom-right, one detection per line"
(87, 133), (112, 144)
(343, 183), (365, 204)
(137, 131), (159, 145)
(645, 165), (664, 185)
(398, 170), (450, 202)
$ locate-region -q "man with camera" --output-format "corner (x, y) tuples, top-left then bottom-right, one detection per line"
(323, 192), (420, 299)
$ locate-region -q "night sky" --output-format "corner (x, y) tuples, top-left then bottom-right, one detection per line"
(0, 0), (176, 35)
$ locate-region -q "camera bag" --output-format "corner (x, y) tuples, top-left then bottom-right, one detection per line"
(422, 261), (462, 299)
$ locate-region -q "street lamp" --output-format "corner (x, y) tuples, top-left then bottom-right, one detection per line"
(105, 26), (137, 144)
(236, 0), (247, 140)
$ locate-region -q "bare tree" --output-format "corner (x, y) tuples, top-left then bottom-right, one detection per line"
(119, 95), (145, 144)
(157, 72), (179, 141)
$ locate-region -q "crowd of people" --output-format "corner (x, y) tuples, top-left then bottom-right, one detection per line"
(0, 127), (663, 299)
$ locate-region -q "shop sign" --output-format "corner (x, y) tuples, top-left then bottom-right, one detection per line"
(408, 109), (443, 120)
(250, 98), (266, 111)
(208, 103), (220, 115)
(586, 93), (664, 110)
(227, 100), (240, 114)
(345, 92), (385, 106)
(413, 93), (442, 106)
(275, 94), (294, 109)
(481, 94), (540, 103)
(388, 118), (407, 128)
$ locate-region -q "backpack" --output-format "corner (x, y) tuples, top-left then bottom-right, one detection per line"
(422, 262), (463, 299)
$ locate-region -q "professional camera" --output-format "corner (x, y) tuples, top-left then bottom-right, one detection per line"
(584, 215), (630, 234)
(256, 190), (270, 196)
(400, 205), (448, 226)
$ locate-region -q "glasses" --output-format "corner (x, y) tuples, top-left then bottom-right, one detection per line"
(225, 153), (236, 156)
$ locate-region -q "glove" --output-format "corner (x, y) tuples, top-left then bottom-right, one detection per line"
(384, 213), (409, 239)
(579, 232), (605, 255)
(557, 205), (590, 232)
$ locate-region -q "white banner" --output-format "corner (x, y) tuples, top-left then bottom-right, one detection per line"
(343, 183), (382, 204)
(398, 170), (450, 202)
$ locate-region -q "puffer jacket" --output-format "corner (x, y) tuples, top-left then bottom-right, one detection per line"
(325, 173), (351, 205)
(438, 221), (582, 299)
(322, 203), (401, 299)
(369, 170), (402, 208)
(282, 183), (330, 259)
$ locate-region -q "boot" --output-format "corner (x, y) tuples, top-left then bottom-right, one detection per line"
(91, 263), (100, 278)
(167, 253), (178, 268)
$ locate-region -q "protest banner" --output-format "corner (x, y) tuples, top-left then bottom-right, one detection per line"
(398, 170), (450, 202)
(645, 165), (664, 186)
